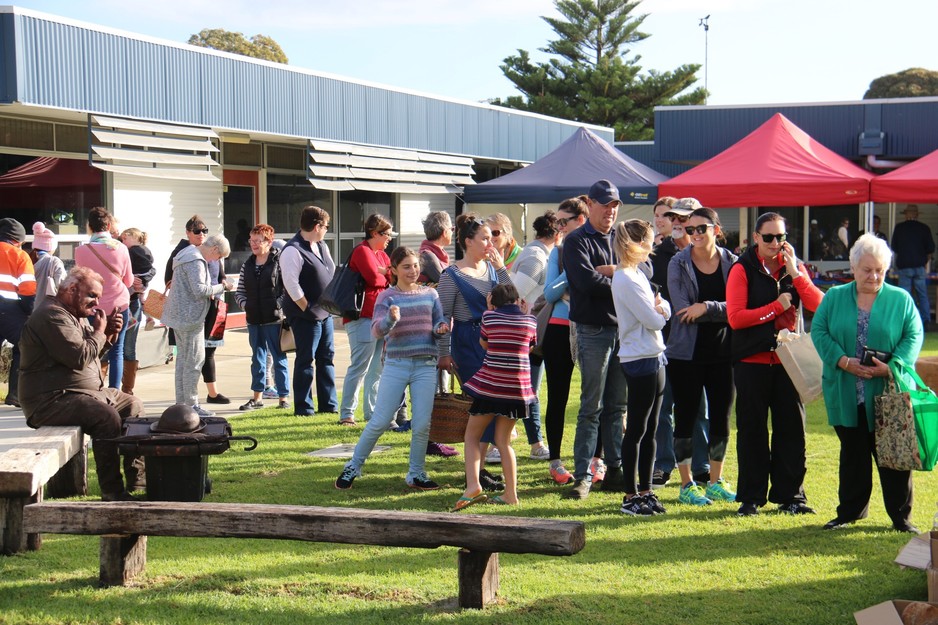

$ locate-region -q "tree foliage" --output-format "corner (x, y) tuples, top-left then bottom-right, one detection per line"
(491, 0), (705, 140)
(864, 68), (938, 99)
(187, 29), (288, 64)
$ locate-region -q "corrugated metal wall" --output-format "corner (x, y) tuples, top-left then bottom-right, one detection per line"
(4, 11), (612, 163)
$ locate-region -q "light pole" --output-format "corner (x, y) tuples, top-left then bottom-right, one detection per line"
(699, 15), (710, 104)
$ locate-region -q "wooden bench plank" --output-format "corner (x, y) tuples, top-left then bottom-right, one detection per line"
(0, 427), (84, 496)
(24, 501), (586, 556)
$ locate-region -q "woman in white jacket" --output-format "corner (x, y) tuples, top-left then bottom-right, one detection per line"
(611, 219), (670, 517)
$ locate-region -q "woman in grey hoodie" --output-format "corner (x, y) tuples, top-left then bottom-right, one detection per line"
(162, 233), (232, 416)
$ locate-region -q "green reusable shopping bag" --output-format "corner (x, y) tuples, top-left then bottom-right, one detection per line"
(890, 357), (938, 471)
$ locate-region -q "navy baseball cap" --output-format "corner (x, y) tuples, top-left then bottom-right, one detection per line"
(588, 179), (620, 204)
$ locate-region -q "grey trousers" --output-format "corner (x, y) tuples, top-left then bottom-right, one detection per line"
(173, 326), (205, 407)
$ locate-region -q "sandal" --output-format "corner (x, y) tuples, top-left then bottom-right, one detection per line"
(450, 492), (488, 512)
(338, 419), (357, 426)
(487, 495), (517, 506)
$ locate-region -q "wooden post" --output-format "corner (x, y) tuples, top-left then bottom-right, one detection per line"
(99, 535), (147, 587)
(46, 434), (87, 499)
(457, 550), (498, 609)
(0, 495), (28, 555)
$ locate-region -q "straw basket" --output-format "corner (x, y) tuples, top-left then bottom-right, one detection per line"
(142, 285), (169, 321)
(428, 371), (472, 444)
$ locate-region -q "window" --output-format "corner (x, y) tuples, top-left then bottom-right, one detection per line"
(266, 173), (333, 235)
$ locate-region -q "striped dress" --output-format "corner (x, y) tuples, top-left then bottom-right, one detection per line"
(463, 304), (537, 414)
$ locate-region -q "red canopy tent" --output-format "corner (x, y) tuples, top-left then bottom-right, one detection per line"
(658, 113), (874, 207)
(871, 148), (938, 202)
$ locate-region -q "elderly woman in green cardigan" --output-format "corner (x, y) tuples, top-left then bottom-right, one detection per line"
(811, 233), (923, 533)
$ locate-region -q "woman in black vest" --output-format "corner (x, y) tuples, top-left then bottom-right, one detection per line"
(726, 212), (824, 517)
(235, 224), (289, 411)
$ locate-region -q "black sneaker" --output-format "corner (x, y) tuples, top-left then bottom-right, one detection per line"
(643, 492), (667, 515)
(778, 502), (816, 515)
(4, 394), (19, 407)
(407, 473), (439, 491)
(206, 393), (231, 405)
(823, 518), (853, 530)
(101, 490), (141, 502)
(239, 398), (264, 411)
(600, 465), (625, 492)
(620, 494), (655, 516)
(335, 465), (358, 490)
(479, 469), (505, 492)
(651, 469), (671, 488)
(737, 502), (760, 516)
(893, 522), (920, 534)
(564, 478), (592, 500)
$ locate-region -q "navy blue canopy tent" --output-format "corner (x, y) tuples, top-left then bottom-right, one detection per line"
(463, 127), (668, 205)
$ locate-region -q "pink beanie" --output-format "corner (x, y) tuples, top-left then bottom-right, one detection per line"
(32, 222), (57, 253)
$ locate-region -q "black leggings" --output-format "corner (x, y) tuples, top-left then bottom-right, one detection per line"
(202, 347), (216, 384)
(620, 364), (665, 493)
(542, 324), (575, 461)
(668, 359), (734, 463)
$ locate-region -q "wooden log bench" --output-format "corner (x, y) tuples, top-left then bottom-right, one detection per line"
(23, 500), (586, 609)
(0, 426), (87, 555)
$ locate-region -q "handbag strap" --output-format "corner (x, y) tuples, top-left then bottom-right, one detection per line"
(890, 357), (936, 396)
(795, 303), (805, 334)
(85, 243), (123, 280)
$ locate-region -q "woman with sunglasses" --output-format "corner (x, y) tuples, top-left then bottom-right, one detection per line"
(338, 213), (394, 426)
(665, 205), (738, 507)
(726, 212), (824, 517)
(486, 213), (522, 269)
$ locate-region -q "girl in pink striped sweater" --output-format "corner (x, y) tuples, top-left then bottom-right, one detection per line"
(335, 247), (450, 491)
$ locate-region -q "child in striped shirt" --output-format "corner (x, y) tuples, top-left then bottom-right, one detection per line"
(335, 247), (450, 491)
(453, 283), (537, 510)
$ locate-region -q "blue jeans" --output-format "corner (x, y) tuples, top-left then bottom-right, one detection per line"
(897, 266), (931, 324)
(100, 308), (129, 389)
(290, 315), (337, 416)
(572, 324), (626, 480)
(124, 298), (142, 361)
(521, 358), (545, 444)
(347, 356), (437, 482)
(340, 317), (384, 422)
(248, 322), (290, 396)
(654, 376), (711, 474)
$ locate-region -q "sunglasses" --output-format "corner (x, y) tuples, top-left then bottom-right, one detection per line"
(684, 224), (714, 236)
(668, 215), (689, 223)
(379, 230), (392, 237)
(759, 232), (787, 243)
(189, 228), (209, 235)
(490, 230), (502, 237)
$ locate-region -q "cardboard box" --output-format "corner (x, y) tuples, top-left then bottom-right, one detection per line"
(855, 600), (938, 624)
(895, 532), (931, 570)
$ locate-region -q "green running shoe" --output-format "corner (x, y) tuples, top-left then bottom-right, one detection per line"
(679, 482), (712, 506)
(705, 478), (737, 502)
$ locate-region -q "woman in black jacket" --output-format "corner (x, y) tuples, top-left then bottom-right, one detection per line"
(235, 224), (290, 410)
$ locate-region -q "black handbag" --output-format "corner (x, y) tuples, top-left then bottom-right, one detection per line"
(319, 250), (365, 319)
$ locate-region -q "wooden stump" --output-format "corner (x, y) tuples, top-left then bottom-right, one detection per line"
(99, 535), (147, 587)
(457, 550), (498, 609)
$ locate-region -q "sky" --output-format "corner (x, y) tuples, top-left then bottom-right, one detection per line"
(8, 0), (938, 109)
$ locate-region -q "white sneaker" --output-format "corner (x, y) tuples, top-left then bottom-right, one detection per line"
(192, 405), (215, 418)
(529, 445), (551, 461)
(485, 447), (502, 464)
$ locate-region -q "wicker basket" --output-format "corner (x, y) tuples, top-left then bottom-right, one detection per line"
(142, 286), (168, 321)
(428, 371), (472, 444)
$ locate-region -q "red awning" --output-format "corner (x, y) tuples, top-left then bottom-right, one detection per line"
(658, 113), (873, 207)
(0, 157), (101, 188)
(871, 148), (938, 202)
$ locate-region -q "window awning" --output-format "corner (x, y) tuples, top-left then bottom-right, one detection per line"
(89, 115), (220, 182)
(307, 140), (475, 194)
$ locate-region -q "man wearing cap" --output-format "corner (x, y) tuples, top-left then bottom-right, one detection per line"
(18, 266), (144, 501)
(0, 218), (35, 407)
(561, 179), (627, 499)
(891, 204), (935, 325)
(650, 198), (711, 488)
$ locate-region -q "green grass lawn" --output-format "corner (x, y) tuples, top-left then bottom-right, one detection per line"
(3, 339), (938, 624)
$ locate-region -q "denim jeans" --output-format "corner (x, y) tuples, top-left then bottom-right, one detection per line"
(897, 266), (931, 324)
(347, 356), (437, 482)
(247, 322), (290, 396)
(521, 358), (545, 444)
(654, 375), (711, 474)
(290, 315), (337, 416)
(104, 308), (129, 389)
(124, 298), (142, 361)
(572, 324), (626, 480)
(340, 317), (384, 422)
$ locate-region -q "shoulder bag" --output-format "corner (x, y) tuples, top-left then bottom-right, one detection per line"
(143, 283), (169, 320)
(279, 318), (295, 353)
(775, 305), (823, 404)
(319, 249), (365, 319)
(877, 357), (938, 471)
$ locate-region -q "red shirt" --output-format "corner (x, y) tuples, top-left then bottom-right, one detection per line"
(726, 253), (824, 364)
(346, 241), (390, 321)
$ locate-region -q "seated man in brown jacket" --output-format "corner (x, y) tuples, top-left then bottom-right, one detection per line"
(19, 266), (145, 501)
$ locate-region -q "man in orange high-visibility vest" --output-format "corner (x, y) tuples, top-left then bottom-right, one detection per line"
(0, 218), (35, 407)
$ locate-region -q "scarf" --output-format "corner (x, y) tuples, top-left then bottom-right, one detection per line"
(89, 231), (121, 249)
(419, 239), (449, 266)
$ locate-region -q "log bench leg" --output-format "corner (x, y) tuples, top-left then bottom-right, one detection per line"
(0, 490), (41, 555)
(46, 437), (88, 499)
(457, 550), (499, 609)
(99, 535), (147, 587)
